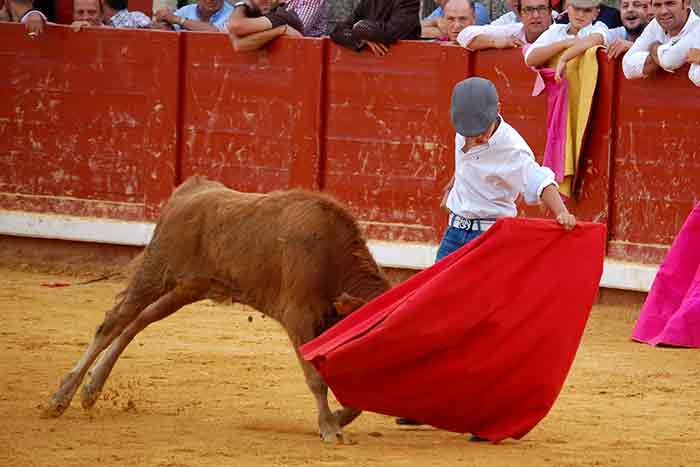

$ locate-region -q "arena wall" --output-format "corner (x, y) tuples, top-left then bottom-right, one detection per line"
(1, 24), (698, 292)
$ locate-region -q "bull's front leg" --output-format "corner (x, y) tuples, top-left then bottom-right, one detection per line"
(296, 352), (349, 444)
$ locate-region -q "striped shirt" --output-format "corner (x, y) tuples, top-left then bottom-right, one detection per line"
(109, 9), (152, 28)
(286, 0), (326, 36)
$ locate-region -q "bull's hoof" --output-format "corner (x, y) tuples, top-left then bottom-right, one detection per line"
(80, 384), (100, 410)
(41, 398), (69, 418)
(319, 429), (356, 445)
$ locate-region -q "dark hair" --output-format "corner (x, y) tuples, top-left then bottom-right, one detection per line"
(517, 0), (552, 13)
(104, 0), (128, 11)
(443, 0), (475, 12)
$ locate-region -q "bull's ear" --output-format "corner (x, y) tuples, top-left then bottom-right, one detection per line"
(333, 292), (366, 316)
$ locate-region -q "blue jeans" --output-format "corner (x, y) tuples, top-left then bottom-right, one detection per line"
(435, 227), (485, 262)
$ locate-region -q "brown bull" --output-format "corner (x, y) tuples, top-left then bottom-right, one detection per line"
(44, 176), (391, 443)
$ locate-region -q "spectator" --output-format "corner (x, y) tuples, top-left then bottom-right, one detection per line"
(524, 0), (608, 81)
(154, 0), (233, 31)
(606, 0), (650, 59)
(1, 0), (47, 37)
(491, 0), (558, 25)
(622, 0), (699, 79)
(330, 0), (421, 56)
(73, 0), (104, 26)
(227, 0), (303, 51)
(422, 0), (474, 41)
(422, 0), (489, 30)
(101, 0), (151, 28)
(457, 0), (553, 49)
(286, 0), (326, 36)
(555, 0), (622, 28)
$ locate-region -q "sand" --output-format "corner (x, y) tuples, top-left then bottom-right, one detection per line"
(1, 266), (699, 467)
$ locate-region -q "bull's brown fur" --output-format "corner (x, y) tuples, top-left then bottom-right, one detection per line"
(44, 176), (391, 443)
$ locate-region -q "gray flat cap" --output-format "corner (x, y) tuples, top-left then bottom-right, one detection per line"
(450, 77), (499, 137)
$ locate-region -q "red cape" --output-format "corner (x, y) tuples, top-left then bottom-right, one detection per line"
(301, 218), (606, 442)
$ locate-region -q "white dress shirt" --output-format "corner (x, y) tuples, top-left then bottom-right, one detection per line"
(446, 117), (557, 220)
(663, 23), (700, 86)
(490, 10), (557, 26)
(524, 21), (609, 63)
(607, 26), (629, 43)
(622, 10), (700, 79)
(457, 23), (527, 49)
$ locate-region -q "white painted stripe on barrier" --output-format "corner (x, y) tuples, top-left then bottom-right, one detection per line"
(0, 211), (659, 292)
(0, 211), (154, 246)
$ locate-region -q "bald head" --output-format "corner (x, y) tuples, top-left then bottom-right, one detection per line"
(444, 0), (475, 41)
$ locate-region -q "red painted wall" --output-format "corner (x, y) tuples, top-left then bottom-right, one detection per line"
(1, 24), (698, 264)
(0, 24), (179, 221)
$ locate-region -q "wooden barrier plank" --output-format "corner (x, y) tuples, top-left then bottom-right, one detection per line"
(324, 40), (465, 243)
(610, 64), (700, 264)
(0, 24), (179, 221)
(179, 35), (324, 192)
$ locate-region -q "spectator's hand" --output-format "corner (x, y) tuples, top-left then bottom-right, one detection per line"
(494, 34), (524, 49)
(437, 17), (448, 36)
(607, 39), (633, 60)
(284, 26), (302, 37)
(24, 11), (45, 38)
(687, 48), (700, 65)
(71, 20), (92, 32)
(365, 40), (389, 57)
(555, 57), (567, 82)
(556, 211), (576, 230)
(155, 8), (178, 24)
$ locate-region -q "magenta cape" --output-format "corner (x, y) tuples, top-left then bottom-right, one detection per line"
(301, 218), (606, 442)
(632, 203), (700, 347)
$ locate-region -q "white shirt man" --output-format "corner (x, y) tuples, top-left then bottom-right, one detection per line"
(447, 117), (557, 220)
(622, 6), (700, 78)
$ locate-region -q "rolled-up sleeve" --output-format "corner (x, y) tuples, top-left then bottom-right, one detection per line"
(457, 23), (523, 49)
(522, 155), (557, 205)
(690, 63), (700, 86)
(622, 23), (657, 79)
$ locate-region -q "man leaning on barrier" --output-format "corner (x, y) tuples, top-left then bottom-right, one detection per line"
(457, 0), (553, 50)
(606, 0), (651, 59)
(422, 0), (475, 42)
(153, 0), (233, 31)
(622, 0), (700, 78)
(329, 0), (421, 56)
(227, 0), (304, 51)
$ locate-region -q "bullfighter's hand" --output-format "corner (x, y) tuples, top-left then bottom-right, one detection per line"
(556, 212), (576, 230)
(366, 41), (389, 57)
(687, 48), (700, 64)
(24, 11), (45, 37)
(607, 39), (632, 60)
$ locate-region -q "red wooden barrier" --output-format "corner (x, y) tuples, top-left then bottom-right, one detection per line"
(609, 64), (700, 264)
(0, 24), (179, 221)
(1, 23), (699, 266)
(178, 34), (325, 192)
(324, 41), (467, 243)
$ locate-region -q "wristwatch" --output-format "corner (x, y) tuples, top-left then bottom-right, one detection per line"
(233, 1), (247, 7)
(178, 16), (186, 26)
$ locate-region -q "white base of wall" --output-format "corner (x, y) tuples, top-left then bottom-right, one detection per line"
(0, 210), (658, 292)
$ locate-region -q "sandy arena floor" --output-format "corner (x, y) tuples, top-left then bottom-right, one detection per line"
(1, 265), (699, 467)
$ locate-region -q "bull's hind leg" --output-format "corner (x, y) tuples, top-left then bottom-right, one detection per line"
(81, 280), (208, 410)
(43, 295), (153, 418)
(43, 263), (164, 418)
